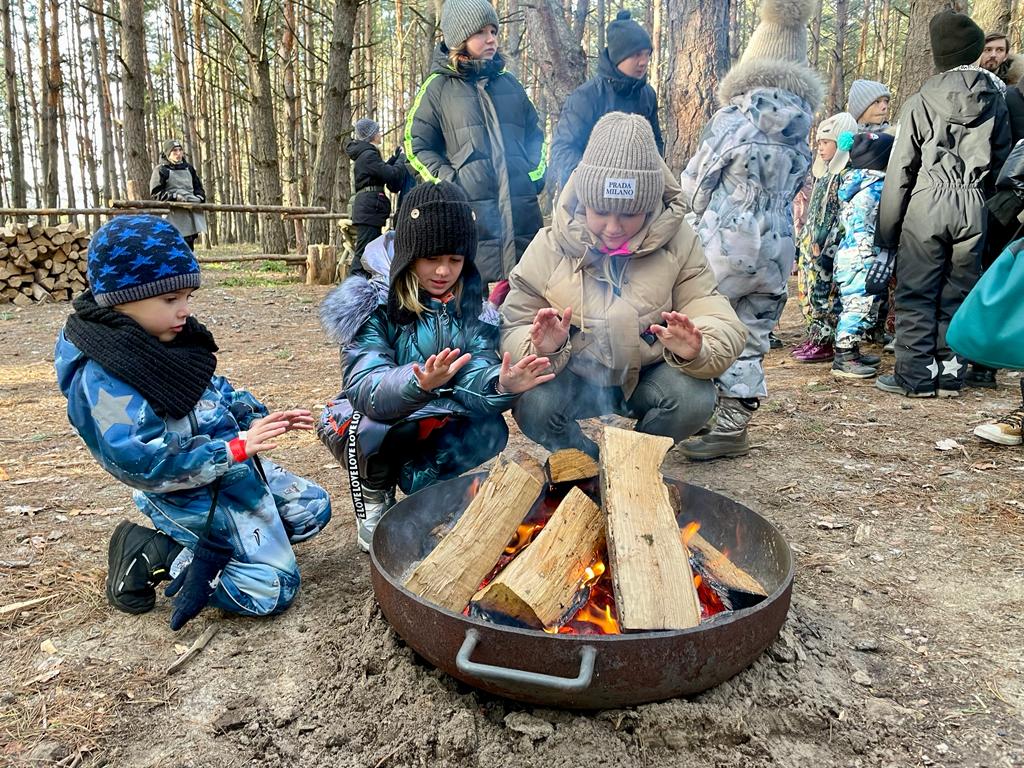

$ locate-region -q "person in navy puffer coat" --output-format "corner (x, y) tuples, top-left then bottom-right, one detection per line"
(316, 182), (554, 553)
(55, 216), (331, 631)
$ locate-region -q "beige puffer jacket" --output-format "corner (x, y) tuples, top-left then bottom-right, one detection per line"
(501, 163), (747, 398)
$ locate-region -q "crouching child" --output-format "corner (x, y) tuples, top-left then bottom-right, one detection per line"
(55, 216), (332, 630)
(317, 182), (553, 552)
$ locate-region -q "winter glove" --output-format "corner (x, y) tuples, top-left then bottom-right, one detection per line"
(163, 533), (233, 631)
(986, 189), (1024, 227)
(865, 249), (894, 296)
(487, 279), (511, 307)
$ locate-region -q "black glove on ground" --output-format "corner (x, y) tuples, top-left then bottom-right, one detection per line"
(865, 248), (894, 296)
(164, 533), (233, 631)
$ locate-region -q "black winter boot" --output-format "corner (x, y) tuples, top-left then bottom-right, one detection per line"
(106, 521), (183, 614)
(831, 346), (878, 379)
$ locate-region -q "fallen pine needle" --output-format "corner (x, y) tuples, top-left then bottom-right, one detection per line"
(0, 594), (58, 615)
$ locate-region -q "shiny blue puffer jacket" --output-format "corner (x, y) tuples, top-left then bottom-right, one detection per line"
(319, 273), (516, 493)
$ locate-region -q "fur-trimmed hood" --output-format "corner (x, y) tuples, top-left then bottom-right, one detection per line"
(1002, 53), (1024, 86)
(320, 276), (388, 347)
(718, 58), (824, 112)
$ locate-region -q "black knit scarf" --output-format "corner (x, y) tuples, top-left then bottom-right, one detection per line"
(64, 291), (218, 419)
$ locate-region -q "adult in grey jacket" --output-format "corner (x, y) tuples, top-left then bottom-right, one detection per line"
(677, 0), (823, 461)
(874, 10), (1011, 397)
(404, 0), (546, 283)
(149, 139), (206, 250)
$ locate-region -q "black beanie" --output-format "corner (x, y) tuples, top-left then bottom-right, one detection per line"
(929, 10), (985, 70)
(847, 131), (895, 171)
(388, 181), (481, 325)
(606, 10), (652, 66)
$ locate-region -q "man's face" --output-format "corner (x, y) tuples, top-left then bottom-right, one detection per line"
(980, 38), (1009, 71)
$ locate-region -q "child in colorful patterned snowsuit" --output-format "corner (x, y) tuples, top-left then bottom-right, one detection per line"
(55, 216), (332, 631)
(792, 112), (858, 363)
(831, 131), (894, 378)
(317, 182), (553, 552)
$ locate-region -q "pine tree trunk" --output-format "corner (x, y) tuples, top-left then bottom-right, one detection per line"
(973, 0), (1011, 38)
(829, 0), (848, 114)
(895, 0), (966, 111)
(663, 0), (730, 167)
(810, 0), (822, 70)
(241, 0), (288, 252)
(308, 0), (356, 245)
(120, 0), (150, 198)
(524, 0), (587, 123)
(1, 0), (25, 208)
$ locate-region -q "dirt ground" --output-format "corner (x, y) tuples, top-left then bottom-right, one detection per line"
(1, 261), (1022, 768)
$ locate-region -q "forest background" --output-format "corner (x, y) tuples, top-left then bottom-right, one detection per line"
(0, 0), (1020, 252)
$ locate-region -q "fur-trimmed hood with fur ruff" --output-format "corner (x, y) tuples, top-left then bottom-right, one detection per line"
(718, 58), (824, 112)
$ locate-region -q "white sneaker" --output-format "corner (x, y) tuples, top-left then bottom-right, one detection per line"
(356, 486), (395, 553)
(974, 408), (1024, 446)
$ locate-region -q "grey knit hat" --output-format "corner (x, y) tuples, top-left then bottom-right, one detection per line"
(574, 112), (664, 215)
(354, 118), (380, 142)
(738, 0), (812, 65)
(846, 79), (890, 123)
(440, 0), (499, 51)
(162, 139), (183, 156)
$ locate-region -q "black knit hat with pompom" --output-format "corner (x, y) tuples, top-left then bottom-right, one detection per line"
(606, 10), (652, 66)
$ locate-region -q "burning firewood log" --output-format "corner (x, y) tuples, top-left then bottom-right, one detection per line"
(599, 427), (702, 630)
(470, 486), (603, 629)
(544, 449), (599, 485)
(404, 454), (542, 613)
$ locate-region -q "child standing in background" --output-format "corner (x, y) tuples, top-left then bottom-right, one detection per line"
(831, 131), (894, 378)
(793, 112), (858, 363)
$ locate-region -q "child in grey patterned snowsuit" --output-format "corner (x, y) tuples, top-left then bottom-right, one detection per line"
(678, 0), (823, 461)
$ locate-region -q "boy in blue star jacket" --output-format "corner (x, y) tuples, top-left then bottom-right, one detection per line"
(55, 216), (331, 630)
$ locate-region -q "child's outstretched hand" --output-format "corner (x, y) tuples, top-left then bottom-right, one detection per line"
(413, 348), (473, 391)
(277, 409), (315, 431)
(651, 311), (703, 361)
(497, 352), (554, 394)
(243, 413), (290, 457)
(530, 307), (572, 355)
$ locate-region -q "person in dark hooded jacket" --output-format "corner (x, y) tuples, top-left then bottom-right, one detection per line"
(316, 182), (554, 553)
(150, 139), (206, 251)
(345, 118), (409, 276)
(404, 0), (547, 285)
(548, 10), (664, 190)
(874, 10), (1011, 398)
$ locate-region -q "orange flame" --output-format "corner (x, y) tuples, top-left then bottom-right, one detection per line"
(466, 476), (482, 500)
(681, 520), (701, 547)
(504, 523), (543, 555)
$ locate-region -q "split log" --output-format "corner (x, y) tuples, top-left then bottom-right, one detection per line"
(545, 448), (599, 485)
(404, 455), (543, 612)
(471, 486), (604, 629)
(600, 427), (701, 630)
(685, 530), (768, 599)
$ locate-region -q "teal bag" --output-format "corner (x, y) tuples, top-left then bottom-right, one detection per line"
(947, 238), (1024, 370)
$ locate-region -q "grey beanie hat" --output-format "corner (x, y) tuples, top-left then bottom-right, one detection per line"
(440, 0), (500, 51)
(162, 139), (183, 156)
(354, 118), (381, 142)
(739, 0), (813, 65)
(846, 79), (890, 122)
(574, 112), (664, 216)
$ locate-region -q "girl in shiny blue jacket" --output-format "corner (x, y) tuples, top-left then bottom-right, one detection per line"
(318, 182), (554, 552)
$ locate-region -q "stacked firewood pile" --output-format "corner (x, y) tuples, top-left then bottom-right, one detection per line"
(0, 222), (90, 306)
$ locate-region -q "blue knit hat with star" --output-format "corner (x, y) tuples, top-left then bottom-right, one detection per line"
(87, 215), (200, 307)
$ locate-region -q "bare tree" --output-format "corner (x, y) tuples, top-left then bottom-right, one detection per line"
(663, 0), (730, 167)
(120, 0), (150, 198)
(0, 0), (25, 207)
(524, 0), (587, 121)
(828, 0), (849, 114)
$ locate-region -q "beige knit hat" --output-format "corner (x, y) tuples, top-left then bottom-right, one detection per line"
(811, 111), (858, 177)
(574, 112), (664, 215)
(739, 0), (812, 65)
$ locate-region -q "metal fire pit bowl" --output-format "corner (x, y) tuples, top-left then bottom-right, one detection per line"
(369, 473), (794, 709)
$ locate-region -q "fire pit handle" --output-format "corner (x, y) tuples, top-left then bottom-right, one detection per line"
(456, 629), (597, 693)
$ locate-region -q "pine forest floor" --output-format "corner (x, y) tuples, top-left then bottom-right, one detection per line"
(0, 256), (1021, 767)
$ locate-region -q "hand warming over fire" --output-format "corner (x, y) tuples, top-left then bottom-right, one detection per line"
(497, 352), (555, 394)
(412, 347), (473, 391)
(530, 307), (572, 355)
(651, 311), (703, 361)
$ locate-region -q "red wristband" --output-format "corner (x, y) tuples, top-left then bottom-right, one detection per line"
(228, 437), (248, 463)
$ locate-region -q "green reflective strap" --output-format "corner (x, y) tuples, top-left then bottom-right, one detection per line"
(404, 73), (442, 183)
(528, 136), (548, 182)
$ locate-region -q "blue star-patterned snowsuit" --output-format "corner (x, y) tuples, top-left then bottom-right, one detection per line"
(54, 332), (331, 617)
